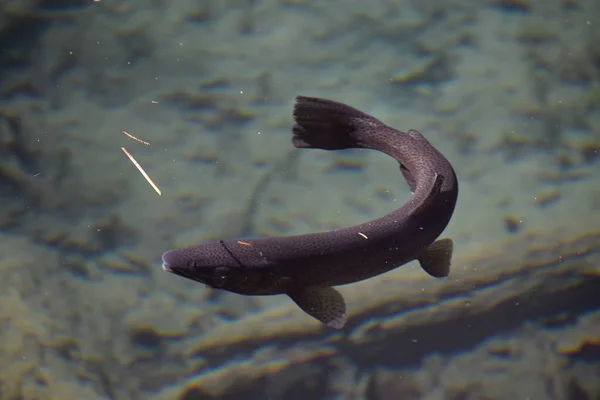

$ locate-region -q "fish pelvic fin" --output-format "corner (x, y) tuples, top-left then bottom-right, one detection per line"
(418, 238), (453, 278)
(292, 95), (382, 150)
(288, 285), (347, 329)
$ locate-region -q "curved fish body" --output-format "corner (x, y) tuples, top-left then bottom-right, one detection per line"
(162, 96), (458, 329)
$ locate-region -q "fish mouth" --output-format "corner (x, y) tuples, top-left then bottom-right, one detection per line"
(163, 264), (212, 285)
(161, 249), (179, 272)
(161, 250), (214, 284)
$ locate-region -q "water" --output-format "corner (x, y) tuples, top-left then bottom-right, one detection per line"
(0, 0), (599, 399)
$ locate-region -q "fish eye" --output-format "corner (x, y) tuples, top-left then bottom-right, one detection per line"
(187, 260), (197, 267)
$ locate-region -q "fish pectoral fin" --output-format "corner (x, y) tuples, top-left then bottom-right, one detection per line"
(418, 238), (453, 278)
(287, 285), (347, 329)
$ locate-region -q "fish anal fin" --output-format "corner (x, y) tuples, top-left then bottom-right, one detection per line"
(418, 238), (453, 278)
(288, 285), (347, 329)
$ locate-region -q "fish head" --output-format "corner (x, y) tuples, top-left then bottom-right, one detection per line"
(161, 241), (265, 293)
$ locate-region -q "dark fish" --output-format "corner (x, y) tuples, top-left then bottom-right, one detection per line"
(162, 96), (458, 329)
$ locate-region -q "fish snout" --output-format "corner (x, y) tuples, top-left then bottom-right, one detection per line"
(161, 249), (180, 272)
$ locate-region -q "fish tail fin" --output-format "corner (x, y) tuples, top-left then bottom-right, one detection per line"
(418, 238), (453, 278)
(292, 96), (383, 150)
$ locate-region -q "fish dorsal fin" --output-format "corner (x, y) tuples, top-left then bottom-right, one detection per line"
(411, 173), (445, 216)
(288, 285), (347, 329)
(418, 238), (453, 278)
(399, 163), (417, 193)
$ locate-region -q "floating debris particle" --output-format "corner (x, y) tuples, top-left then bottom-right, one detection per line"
(121, 147), (162, 196)
(122, 130), (151, 146)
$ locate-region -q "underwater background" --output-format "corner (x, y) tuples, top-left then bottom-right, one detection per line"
(1, 0), (599, 399)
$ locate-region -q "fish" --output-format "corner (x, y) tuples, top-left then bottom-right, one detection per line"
(161, 96), (458, 329)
